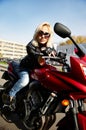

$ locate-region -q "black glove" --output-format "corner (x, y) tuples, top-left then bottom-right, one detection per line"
(57, 52), (66, 59)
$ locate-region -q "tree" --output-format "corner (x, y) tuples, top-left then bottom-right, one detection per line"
(59, 35), (86, 45)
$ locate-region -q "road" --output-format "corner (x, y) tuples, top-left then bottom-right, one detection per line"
(0, 69), (64, 130)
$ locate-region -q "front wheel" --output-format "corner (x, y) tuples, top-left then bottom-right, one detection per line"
(23, 115), (42, 130)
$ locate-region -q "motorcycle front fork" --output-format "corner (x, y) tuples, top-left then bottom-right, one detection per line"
(41, 92), (86, 130)
(67, 99), (85, 130)
(41, 92), (57, 115)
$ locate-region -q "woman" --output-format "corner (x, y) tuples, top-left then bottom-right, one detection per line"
(5, 22), (56, 104)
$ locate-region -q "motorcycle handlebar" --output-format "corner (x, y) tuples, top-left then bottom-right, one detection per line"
(42, 55), (67, 64)
(35, 51), (43, 56)
(42, 56), (60, 60)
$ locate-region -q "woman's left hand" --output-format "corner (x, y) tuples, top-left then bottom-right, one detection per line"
(49, 50), (57, 57)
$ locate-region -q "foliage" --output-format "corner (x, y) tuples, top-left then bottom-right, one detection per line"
(60, 36), (86, 45)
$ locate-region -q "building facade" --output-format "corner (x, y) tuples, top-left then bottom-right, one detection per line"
(57, 43), (86, 54)
(0, 40), (27, 59)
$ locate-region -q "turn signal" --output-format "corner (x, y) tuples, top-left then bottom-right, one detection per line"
(61, 99), (70, 106)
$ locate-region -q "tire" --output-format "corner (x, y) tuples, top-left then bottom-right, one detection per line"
(23, 85), (43, 130)
(23, 116), (42, 130)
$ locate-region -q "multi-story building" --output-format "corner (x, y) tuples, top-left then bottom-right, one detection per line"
(0, 39), (27, 59)
(57, 43), (86, 54)
(56, 43), (86, 65)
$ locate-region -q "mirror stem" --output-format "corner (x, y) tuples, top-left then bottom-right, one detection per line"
(68, 35), (85, 57)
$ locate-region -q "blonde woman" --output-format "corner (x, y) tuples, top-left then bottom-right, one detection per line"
(7, 22), (56, 104)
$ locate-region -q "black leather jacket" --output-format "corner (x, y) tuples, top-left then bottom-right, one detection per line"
(19, 41), (56, 71)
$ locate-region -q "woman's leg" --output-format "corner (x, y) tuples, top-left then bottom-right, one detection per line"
(9, 71), (29, 97)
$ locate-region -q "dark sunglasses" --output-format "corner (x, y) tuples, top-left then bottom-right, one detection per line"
(38, 31), (50, 38)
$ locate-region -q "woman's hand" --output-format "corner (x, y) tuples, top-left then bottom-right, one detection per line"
(49, 50), (57, 57)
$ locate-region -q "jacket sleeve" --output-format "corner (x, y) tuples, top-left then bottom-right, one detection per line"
(26, 41), (36, 55)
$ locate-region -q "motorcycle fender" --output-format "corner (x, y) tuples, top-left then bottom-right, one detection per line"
(2, 71), (10, 80)
(77, 112), (86, 130)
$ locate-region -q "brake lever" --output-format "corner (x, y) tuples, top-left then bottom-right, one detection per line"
(42, 56), (61, 60)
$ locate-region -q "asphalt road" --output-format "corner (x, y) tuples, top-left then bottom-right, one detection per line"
(0, 70), (64, 130)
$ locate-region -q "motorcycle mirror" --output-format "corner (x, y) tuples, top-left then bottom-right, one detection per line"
(54, 23), (71, 38)
(54, 22), (85, 57)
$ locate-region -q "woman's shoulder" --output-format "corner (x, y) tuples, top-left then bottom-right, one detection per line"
(27, 40), (38, 47)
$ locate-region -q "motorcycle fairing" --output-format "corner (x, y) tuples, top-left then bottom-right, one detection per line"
(32, 63), (86, 93)
(69, 92), (86, 100)
(32, 67), (75, 92)
(70, 56), (86, 83)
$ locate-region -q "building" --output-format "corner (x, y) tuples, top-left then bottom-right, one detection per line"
(56, 43), (86, 65)
(0, 39), (27, 59)
(57, 43), (86, 55)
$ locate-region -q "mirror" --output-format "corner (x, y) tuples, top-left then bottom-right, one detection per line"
(54, 23), (71, 38)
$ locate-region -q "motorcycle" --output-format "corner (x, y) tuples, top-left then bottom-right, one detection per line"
(22, 23), (86, 130)
(0, 22), (86, 130)
(0, 52), (67, 130)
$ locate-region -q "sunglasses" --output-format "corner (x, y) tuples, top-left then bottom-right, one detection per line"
(38, 31), (50, 38)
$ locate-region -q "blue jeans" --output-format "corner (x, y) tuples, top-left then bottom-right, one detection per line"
(9, 71), (29, 97)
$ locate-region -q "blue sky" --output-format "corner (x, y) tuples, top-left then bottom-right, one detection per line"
(0, 0), (86, 45)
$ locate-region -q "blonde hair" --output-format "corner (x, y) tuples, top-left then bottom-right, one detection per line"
(32, 22), (54, 48)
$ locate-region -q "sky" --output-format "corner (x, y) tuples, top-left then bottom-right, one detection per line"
(0, 0), (86, 45)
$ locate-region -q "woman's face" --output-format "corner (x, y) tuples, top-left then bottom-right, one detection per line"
(37, 25), (50, 44)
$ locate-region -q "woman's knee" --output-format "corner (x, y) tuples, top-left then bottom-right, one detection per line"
(21, 74), (29, 86)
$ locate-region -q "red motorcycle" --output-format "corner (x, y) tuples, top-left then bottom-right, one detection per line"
(1, 23), (86, 130)
(24, 23), (86, 130)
